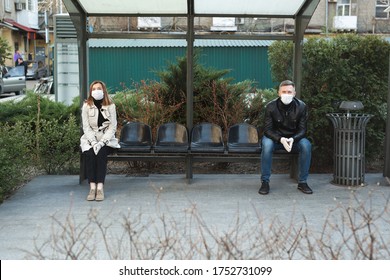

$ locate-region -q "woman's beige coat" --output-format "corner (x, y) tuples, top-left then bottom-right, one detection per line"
(80, 102), (120, 152)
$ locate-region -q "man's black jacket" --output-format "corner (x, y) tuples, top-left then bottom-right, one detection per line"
(263, 97), (308, 143)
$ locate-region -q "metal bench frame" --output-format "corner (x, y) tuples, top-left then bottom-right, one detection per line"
(103, 150), (298, 184)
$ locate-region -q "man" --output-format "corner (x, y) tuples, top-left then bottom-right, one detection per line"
(259, 80), (312, 195)
(17, 57), (28, 76)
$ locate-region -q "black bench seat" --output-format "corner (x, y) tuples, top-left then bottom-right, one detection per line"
(81, 122), (298, 183)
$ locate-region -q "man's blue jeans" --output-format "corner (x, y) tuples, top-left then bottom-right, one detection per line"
(261, 136), (311, 183)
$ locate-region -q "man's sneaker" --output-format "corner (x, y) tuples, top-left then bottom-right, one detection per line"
(258, 182), (270, 195)
(297, 183), (313, 194)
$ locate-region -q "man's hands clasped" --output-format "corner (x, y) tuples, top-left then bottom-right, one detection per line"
(280, 137), (294, 152)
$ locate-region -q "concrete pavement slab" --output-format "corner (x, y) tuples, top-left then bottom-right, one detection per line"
(0, 173), (389, 259)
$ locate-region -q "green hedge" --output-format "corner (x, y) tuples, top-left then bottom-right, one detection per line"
(0, 94), (80, 202)
(0, 122), (33, 202)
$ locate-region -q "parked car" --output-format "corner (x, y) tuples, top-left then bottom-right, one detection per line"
(0, 65), (26, 95)
(26, 61), (48, 80)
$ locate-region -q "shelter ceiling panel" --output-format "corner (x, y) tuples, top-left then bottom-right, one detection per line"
(71, 0), (310, 17)
(77, 0), (188, 15)
(195, 0), (306, 16)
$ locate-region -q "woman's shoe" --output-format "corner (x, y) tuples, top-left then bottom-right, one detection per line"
(95, 189), (104, 201)
(86, 189), (96, 201)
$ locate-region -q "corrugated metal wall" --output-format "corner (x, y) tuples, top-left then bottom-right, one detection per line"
(89, 46), (275, 92)
(89, 47), (186, 92)
(198, 47), (273, 88)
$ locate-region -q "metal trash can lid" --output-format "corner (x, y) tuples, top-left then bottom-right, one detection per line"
(339, 101), (364, 111)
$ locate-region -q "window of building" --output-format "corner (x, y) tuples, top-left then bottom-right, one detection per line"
(337, 0), (357, 16)
(28, 0), (34, 11)
(376, 0), (390, 18)
(4, 0), (11, 12)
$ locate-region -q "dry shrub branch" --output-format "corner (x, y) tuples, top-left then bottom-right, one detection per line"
(22, 191), (390, 260)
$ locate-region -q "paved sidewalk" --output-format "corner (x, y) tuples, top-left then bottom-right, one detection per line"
(0, 173), (389, 259)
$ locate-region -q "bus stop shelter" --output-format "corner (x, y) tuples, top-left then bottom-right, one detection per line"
(61, 0), (390, 181)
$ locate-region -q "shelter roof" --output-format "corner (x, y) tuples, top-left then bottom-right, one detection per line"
(88, 39), (274, 48)
(65, 0), (312, 18)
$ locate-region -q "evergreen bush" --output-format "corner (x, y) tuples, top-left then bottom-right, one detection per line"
(113, 81), (181, 134)
(114, 52), (254, 137)
(244, 88), (278, 130)
(0, 95), (81, 201)
(0, 122), (33, 202)
(0, 37), (11, 65)
(155, 52), (254, 132)
(35, 115), (80, 174)
(0, 92), (71, 125)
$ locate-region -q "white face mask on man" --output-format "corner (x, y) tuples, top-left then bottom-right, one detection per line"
(91, 89), (104, 100)
(280, 94), (294, 105)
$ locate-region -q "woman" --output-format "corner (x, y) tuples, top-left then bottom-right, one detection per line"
(13, 50), (21, 66)
(80, 81), (120, 201)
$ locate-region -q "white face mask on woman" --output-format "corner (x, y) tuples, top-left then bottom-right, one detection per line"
(280, 94), (294, 105)
(91, 89), (104, 100)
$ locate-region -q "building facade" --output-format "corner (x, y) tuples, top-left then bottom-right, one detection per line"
(312, 0), (390, 34)
(0, 0), (42, 66)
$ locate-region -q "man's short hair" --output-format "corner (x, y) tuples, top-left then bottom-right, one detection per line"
(279, 80), (295, 89)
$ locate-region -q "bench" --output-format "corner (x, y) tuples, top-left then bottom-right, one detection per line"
(80, 122), (298, 183)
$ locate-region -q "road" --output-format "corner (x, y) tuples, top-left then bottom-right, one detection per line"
(0, 79), (40, 102)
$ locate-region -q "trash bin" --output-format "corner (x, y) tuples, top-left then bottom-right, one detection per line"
(326, 101), (372, 186)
